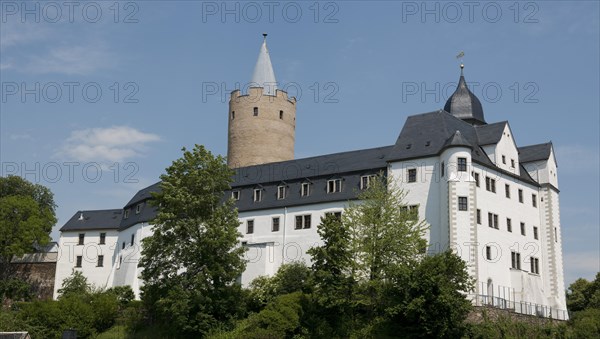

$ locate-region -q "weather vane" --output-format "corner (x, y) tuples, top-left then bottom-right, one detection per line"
(456, 51), (465, 70)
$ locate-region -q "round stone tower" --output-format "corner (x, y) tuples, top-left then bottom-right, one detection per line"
(227, 34), (296, 168)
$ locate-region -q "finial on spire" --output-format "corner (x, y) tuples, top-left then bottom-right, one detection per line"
(460, 63), (464, 76)
(263, 33), (268, 39)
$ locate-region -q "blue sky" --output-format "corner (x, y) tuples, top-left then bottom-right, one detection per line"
(1, 1), (598, 284)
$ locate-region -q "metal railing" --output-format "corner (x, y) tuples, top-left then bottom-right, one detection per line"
(469, 294), (569, 321)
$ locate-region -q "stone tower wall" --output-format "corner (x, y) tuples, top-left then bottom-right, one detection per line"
(227, 87), (296, 168)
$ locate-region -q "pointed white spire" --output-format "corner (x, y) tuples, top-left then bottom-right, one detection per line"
(251, 33), (277, 96)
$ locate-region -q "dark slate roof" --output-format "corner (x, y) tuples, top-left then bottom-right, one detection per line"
(443, 69), (486, 125)
(518, 142), (553, 163)
(475, 121), (507, 145)
(60, 209), (123, 232)
(124, 182), (161, 208)
(231, 146), (393, 188)
(442, 130), (472, 151)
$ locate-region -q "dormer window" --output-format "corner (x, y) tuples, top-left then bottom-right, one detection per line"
(457, 158), (467, 172)
(327, 179), (342, 193)
(253, 189), (262, 202)
(360, 175), (376, 190)
(277, 185), (286, 200)
(123, 209), (130, 219)
(301, 182), (310, 197)
(231, 190), (240, 200)
(135, 203), (142, 214)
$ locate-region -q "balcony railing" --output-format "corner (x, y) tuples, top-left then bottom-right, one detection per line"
(469, 294), (569, 321)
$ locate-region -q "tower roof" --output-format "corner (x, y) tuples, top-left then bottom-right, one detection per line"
(444, 65), (486, 125)
(251, 34), (277, 96)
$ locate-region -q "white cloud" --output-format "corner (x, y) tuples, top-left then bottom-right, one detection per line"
(58, 126), (161, 163)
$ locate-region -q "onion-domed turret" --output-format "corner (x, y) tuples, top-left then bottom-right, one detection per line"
(444, 64), (486, 125)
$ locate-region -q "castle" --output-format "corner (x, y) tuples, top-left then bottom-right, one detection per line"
(53, 36), (568, 319)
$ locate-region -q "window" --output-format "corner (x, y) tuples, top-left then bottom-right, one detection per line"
(122, 242), (125, 250)
(507, 218), (512, 232)
(441, 162), (445, 177)
(502, 155), (506, 164)
(505, 184), (510, 198)
(477, 209), (481, 224)
(485, 177), (496, 193)
(97, 255), (104, 267)
(76, 256), (82, 268)
(554, 227), (558, 242)
(130, 234), (135, 246)
(520, 222), (526, 236)
(301, 183), (310, 197)
(511, 251), (521, 269)
(231, 190), (240, 200)
(327, 179), (341, 193)
(486, 246), (492, 260)
(295, 215), (311, 229)
(231, 111), (235, 120)
(326, 211), (342, 221)
(457, 157), (467, 172)
(360, 175), (376, 190)
(279, 110), (283, 119)
(136, 203), (142, 214)
(532, 194), (537, 207)
(78, 233), (85, 245)
(99, 233), (106, 245)
(253, 107), (258, 116)
(533, 226), (538, 240)
(488, 213), (499, 229)
(253, 189), (262, 202)
(511, 159), (515, 168)
(272, 217), (280, 232)
(530, 257), (540, 274)
(458, 197), (468, 211)
(408, 169), (417, 183)
(474, 172), (480, 187)
(247, 220), (254, 234)
(277, 185), (286, 200)
(123, 209), (129, 219)
(518, 189), (523, 203)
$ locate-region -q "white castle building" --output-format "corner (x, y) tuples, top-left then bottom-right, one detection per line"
(53, 36), (568, 319)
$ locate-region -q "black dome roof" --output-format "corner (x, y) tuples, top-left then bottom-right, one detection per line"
(444, 66), (486, 125)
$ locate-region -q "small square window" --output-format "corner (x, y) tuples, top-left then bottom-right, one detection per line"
(476, 209), (481, 224)
(253, 189), (262, 202)
(327, 179), (341, 193)
(295, 216), (303, 230)
(520, 222), (526, 236)
(485, 177), (496, 193)
(75, 256), (82, 268)
(272, 217), (280, 232)
(279, 110), (284, 119)
(530, 257), (539, 274)
(502, 155), (506, 164)
(97, 255), (104, 267)
(247, 220), (254, 234)
(277, 186), (286, 200)
(511, 159), (515, 168)
(301, 183), (310, 197)
(505, 184), (510, 198)
(533, 226), (538, 240)
(295, 215), (311, 229)
(532, 194), (537, 207)
(408, 169), (417, 183)
(486, 246), (492, 260)
(253, 107), (258, 116)
(458, 197), (468, 211)
(136, 203), (142, 214)
(457, 158), (467, 172)
(78, 233), (85, 245)
(511, 251), (521, 269)
(123, 209), (129, 219)
(507, 218), (512, 232)
(488, 213), (498, 229)
(231, 190), (240, 200)
(99, 233), (106, 245)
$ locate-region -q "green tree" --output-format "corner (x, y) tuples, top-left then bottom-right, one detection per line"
(139, 145), (246, 336)
(247, 262), (311, 312)
(0, 176), (56, 280)
(567, 272), (600, 313)
(57, 270), (91, 298)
